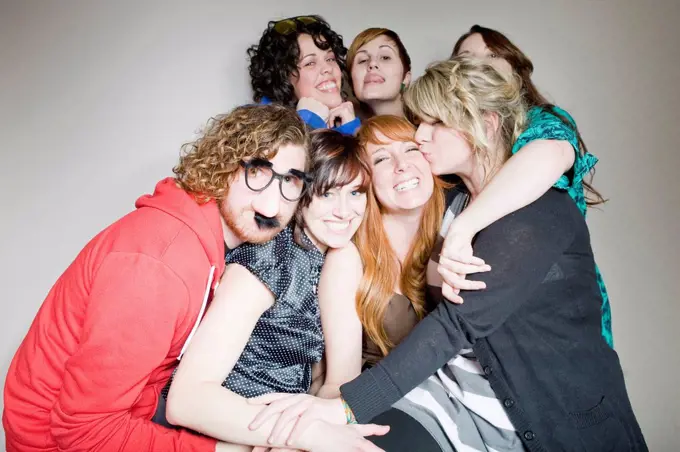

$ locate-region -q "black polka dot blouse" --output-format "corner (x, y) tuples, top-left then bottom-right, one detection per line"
(221, 224), (325, 398)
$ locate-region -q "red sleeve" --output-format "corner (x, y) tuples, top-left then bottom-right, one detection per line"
(49, 252), (216, 452)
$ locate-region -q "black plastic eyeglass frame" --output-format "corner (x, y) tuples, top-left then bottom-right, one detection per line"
(239, 159), (311, 202)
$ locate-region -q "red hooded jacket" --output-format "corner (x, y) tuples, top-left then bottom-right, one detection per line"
(3, 178), (225, 451)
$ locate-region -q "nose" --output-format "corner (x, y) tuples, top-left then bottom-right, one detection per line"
(251, 181), (281, 219)
(393, 153), (408, 173)
(332, 195), (351, 219)
(415, 123), (431, 144)
(320, 58), (333, 74)
(368, 57), (378, 70)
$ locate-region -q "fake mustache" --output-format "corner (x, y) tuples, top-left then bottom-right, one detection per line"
(254, 212), (280, 230)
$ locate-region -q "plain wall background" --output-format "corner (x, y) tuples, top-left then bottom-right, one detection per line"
(1, 0), (679, 449)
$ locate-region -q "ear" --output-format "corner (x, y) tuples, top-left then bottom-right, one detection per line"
(483, 111), (501, 142)
(402, 71), (412, 87)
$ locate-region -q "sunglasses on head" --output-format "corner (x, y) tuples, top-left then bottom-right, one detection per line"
(272, 16), (318, 35)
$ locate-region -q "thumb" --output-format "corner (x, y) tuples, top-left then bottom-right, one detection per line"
(352, 423), (390, 437)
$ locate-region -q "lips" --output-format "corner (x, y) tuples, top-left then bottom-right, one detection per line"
(364, 73), (385, 84)
(316, 80), (339, 92)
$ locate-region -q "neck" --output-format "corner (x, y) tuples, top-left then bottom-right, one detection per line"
(220, 215), (243, 249)
(457, 145), (506, 201)
(382, 207), (423, 261)
(366, 97), (404, 117)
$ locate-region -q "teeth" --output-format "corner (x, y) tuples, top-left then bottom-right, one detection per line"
(395, 178), (419, 192)
(326, 221), (349, 231)
(317, 81), (337, 91)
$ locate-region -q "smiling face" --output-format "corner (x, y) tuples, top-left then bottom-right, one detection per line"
(290, 33), (343, 108)
(302, 175), (367, 251)
(351, 34), (410, 103)
(365, 131), (434, 213)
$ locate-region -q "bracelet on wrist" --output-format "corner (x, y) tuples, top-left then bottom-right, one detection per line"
(341, 397), (357, 424)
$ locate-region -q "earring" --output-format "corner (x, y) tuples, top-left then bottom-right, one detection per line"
(400, 83), (406, 93)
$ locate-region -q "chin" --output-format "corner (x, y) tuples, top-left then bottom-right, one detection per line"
(324, 236), (352, 250)
(238, 223), (284, 244)
(324, 96), (343, 109)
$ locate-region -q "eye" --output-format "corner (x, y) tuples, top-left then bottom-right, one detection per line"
(351, 189), (365, 196)
(373, 156), (387, 165)
(406, 146), (420, 153)
(380, 55), (392, 61)
(489, 53), (498, 59)
(304, 61), (315, 67)
(247, 167), (261, 177)
(357, 58), (368, 65)
(327, 56), (336, 63)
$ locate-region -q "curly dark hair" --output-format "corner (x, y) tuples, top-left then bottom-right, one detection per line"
(174, 104), (309, 203)
(247, 15), (349, 107)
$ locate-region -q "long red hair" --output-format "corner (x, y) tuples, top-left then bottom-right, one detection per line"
(354, 116), (448, 356)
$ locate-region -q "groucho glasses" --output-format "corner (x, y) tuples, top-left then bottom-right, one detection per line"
(240, 159), (311, 202)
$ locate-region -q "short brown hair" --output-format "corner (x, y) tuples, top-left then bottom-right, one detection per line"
(295, 129), (371, 228)
(174, 104), (309, 203)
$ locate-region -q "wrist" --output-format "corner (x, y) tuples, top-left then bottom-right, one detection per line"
(340, 396), (357, 424)
(449, 212), (480, 238)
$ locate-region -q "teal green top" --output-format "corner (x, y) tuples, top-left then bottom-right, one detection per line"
(512, 105), (613, 348)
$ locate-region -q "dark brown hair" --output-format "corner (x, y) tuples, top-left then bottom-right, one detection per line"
(453, 25), (605, 206)
(296, 129), (371, 229)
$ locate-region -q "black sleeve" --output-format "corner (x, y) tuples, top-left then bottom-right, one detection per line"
(340, 190), (577, 423)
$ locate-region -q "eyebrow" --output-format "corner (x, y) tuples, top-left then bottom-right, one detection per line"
(371, 147), (387, 155)
(379, 44), (396, 52)
(300, 52), (317, 60)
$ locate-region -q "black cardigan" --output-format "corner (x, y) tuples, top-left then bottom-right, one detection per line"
(340, 189), (647, 451)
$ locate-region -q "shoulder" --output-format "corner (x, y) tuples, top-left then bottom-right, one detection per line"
(527, 105), (577, 128)
(225, 226), (296, 298)
(483, 189), (578, 240)
(514, 105), (579, 154)
(325, 241), (362, 270)
(319, 242), (362, 301)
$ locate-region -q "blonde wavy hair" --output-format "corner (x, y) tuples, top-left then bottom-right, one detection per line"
(354, 116), (448, 356)
(174, 104), (309, 203)
(404, 55), (528, 176)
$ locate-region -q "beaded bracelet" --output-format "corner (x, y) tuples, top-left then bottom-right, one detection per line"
(341, 397), (357, 424)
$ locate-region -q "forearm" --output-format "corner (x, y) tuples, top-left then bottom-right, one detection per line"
(316, 383), (341, 399)
(167, 383), (293, 448)
(340, 311), (463, 423)
(51, 401), (217, 452)
(454, 140), (573, 234)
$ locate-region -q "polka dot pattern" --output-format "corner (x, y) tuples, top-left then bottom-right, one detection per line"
(221, 225), (325, 398)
